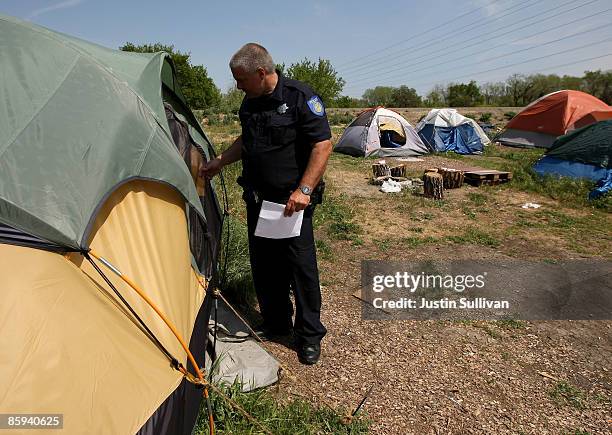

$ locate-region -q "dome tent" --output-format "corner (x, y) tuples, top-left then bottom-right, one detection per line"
(0, 14), (233, 434)
(334, 107), (429, 157)
(416, 108), (490, 154)
(497, 90), (610, 148)
(533, 119), (612, 199)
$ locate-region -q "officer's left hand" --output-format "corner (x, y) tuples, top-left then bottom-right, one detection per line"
(284, 190), (310, 217)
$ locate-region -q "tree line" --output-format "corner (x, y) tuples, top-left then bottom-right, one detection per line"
(121, 42), (612, 111)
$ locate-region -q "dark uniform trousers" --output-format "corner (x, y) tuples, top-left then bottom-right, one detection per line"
(246, 201), (326, 345)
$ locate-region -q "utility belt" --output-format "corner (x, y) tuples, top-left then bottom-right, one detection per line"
(238, 176), (325, 206)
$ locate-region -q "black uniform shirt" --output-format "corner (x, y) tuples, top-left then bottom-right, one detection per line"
(238, 71), (331, 199)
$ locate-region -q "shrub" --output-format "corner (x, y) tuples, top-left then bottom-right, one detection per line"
(479, 112), (492, 123)
(503, 111), (517, 120)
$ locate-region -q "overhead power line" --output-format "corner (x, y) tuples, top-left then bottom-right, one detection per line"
(345, 20), (611, 89)
(345, 0), (604, 83)
(399, 38), (612, 91)
(335, 0), (510, 69)
(339, 0), (537, 75)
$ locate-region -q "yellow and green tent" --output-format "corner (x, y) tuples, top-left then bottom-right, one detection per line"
(0, 14), (223, 434)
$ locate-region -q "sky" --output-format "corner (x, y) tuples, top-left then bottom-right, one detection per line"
(3, 0), (612, 98)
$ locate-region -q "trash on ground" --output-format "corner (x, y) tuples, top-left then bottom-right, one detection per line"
(380, 179), (402, 193)
(521, 202), (541, 209)
(396, 157), (424, 162)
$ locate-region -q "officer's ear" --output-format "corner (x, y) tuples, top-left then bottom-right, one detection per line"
(256, 67), (266, 80)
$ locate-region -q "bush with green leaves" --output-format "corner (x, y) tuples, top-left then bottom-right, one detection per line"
(479, 112), (492, 123)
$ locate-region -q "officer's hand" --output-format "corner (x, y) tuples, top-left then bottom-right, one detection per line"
(199, 157), (223, 180)
(284, 190), (310, 217)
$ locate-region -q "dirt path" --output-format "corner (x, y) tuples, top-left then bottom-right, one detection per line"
(266, 155), (611, 434)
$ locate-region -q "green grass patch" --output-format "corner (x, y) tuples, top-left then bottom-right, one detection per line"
(218, 216), (256, 307)
(374, 237), (393, 252)
(315, 239), (333, 260)
(314, 193), (363, 245)
(462, 206), (477, 220)
(467, 192), (489, 206)
(446, 228), (500, 248)
(196, 380), (370, 434)
(402, 236), (439, 248)
(549, 381), (587, 410)
(535, 210), (577, 229)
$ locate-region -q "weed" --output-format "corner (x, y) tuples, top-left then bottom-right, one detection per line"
(468, 192), (488, 206)
(462, 206), (477, 220)
(329, 221), (362, 240)
(316, 239), (333, 260)
(374, 238), (393, 252)
(536, 210), (577, 229)
(447, 228), (500, 247)
(219, 216), (256, 307)
(482, 325), (501, 338)
(479, 112), (492, 123)
(496, 319), (527, 329)
(549, 381), (587, 410)
(196, 379), (370, 434)
(503, 111), (517, 120)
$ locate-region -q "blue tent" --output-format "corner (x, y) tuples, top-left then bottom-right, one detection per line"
(416, 109), (490, 154)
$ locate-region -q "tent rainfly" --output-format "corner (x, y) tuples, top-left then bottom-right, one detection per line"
(334, 107), (429, 157)
(497, 90), (610, 148)
(416, 108), (490, 154)
(0, 13), (231, 434)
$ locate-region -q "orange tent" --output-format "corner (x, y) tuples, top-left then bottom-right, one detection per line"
(572, 109), (612, 130)
(498, 90), (610, 148)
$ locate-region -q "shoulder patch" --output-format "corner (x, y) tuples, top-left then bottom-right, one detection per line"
(306, 95), (325, 116)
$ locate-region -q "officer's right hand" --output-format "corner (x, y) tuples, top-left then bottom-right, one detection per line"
(199, 157), (223, 180)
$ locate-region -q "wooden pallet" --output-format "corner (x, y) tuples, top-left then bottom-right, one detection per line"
(464, 170), (513, 186)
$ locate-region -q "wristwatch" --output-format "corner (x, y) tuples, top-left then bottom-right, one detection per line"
(299, 185), (312, 195)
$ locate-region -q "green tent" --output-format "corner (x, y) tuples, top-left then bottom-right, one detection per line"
(546, 119), (612, 169)
(0, 13), (218, 253)
(0, 14), (225, 434)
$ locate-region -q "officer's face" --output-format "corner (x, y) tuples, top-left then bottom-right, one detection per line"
(231, 67), (266, 98)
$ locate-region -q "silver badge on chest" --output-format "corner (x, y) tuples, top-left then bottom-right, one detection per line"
(277, 103), (288, 114)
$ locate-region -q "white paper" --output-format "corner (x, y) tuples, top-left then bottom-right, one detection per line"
(254, 200), (304, 239)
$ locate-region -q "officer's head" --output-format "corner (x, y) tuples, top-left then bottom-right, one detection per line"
(230, 43), (276, 98)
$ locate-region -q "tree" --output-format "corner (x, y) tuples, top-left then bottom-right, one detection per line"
(220, 86), (244, 114)
(447, 81), (483, 107)
(331, 95), (364, 108)
(120, 42), (221, 110)
(285, 58), (345, 104)
(425, 84), (447, 107)
(582, 70), (612, 104)
(362, 86), (395, 106)
(390, 86), (422, 107)
(481, 82), (507, 106)
(505, 74), (534, 106)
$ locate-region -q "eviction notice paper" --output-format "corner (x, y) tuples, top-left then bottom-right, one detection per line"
(254, 200), (304, 239)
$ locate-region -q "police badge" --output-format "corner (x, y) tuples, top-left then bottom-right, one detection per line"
(277, 103), (288, 114)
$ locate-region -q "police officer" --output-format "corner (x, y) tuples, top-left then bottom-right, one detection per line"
(201, 43), (332, 365)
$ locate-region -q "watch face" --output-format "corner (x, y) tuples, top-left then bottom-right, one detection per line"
(300, 186), (312, 195)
